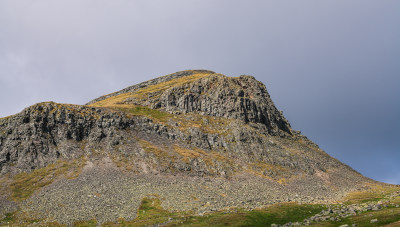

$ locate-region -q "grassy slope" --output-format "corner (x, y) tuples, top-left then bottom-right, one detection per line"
(306, 185), (400, 227)
(101, 190), (400, 227)
(8, 158), (86, 201)
(0, 158), (85, 201)
(89, 72), (211, 108)
(310, 207), (400, 227)
(102, 197), (325, 227)
(343, 184), (399, 205)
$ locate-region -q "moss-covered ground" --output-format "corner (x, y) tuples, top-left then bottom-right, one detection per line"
(310, 207), (400, 227)
(342, 184), (399, 205)
(3, 157), (86, 201)
(89, 72), (211, 108)
(102, 198), (325, 227)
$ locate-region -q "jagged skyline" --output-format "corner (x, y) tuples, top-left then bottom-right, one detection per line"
(0, 1), (399, 184)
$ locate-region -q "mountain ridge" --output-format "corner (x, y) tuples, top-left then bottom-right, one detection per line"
(86, 70), (216, 105)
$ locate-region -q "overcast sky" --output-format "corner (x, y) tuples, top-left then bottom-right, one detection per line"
(1, 1), (399, 184)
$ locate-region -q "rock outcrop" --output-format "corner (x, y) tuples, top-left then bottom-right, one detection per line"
(0, 103), (131, 173)
(86, 70), (216, 105)
(124, 74), (292, 135)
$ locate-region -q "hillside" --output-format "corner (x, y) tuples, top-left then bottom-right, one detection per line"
(0, 70), (398, 226)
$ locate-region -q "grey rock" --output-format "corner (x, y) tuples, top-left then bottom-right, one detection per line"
(145, 74), (292, 135)
(86, 70), (216, 105)
(372, 204), (381, 210)
(370, 218), (378, 223)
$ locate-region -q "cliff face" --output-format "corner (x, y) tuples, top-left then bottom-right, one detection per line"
(124, 74), (292, 134)
(88, 70), (291, 134)
(0, 103), (131, 173)
(0, 70), (372, 224)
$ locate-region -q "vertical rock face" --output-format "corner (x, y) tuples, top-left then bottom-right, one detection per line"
(122, 73), (292, 135)
(0, 103), (133, 173)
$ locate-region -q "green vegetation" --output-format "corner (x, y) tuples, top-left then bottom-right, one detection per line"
(343, 184), (399, 205)
(2, 212), (16, 223)
(136, 196), (173, 223)
(132, 73), (211, 101)
(102, 199), (324, 227)
(99, 189), (400, 226)
(0, 217), (97, 227)
(310, 207), (400, 227)
(2, 190), (400, 226)
(0, 211), (43, 226)
(172, 211), (249, 227)
(244, 203), (324, 226)
(103, 196), (186, 227)
(117, 105), (172, 122)
(90, 72), (211, 108)
(10, 158), (86, 201)
(164, 203), (324, 227)
(118, 104), (233, 135)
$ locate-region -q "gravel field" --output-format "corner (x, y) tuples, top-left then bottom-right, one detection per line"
(16, 158), (362, 226)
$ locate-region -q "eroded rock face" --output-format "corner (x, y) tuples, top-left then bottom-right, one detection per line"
(86, 70), (216, 105)
(0, 103), (132, 173)
(0, 102), (300, 177)
(125, 74), (292, 135)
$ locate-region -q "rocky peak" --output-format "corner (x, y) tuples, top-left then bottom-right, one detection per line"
(88, 70), (292, 135)
(86, 70), (216, 105)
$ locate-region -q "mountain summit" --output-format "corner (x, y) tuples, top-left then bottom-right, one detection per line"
(87, 70), (291, 135)
(0, 70), (384, 225)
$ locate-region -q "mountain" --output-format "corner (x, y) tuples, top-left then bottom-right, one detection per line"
(0, 70), (396, 226)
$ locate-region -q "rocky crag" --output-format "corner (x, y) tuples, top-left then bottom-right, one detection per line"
(0, 70), (379, 225)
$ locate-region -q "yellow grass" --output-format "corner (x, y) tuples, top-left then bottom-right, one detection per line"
(244, 161), (293, 183)
(173, 145), (207, 163)
(135, 138), (235, 175)
(87, 93), (133, 108)
(343, 183), (399, 204)
(133, 73), (211, 100)
(90, 73), (211, 108)
(9, 158), (86, 201)
(138, 139), (168, 158)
